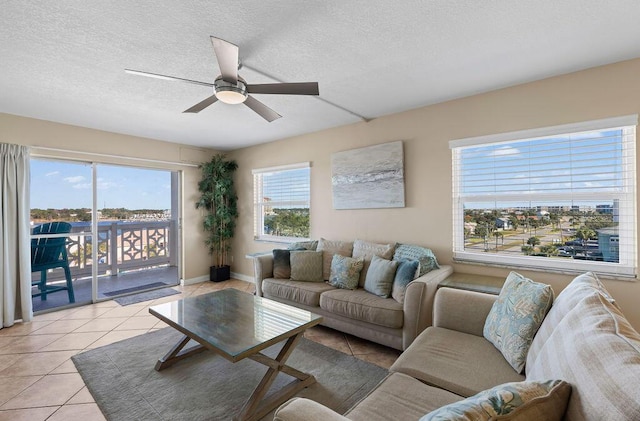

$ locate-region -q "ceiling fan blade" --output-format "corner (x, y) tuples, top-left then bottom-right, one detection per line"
(210, 36), (239, 84)
(183, 94), (218, 113)
(244, 96), (281, 122)
(246, 82), (319, 96)
(125, 69), (213, 88)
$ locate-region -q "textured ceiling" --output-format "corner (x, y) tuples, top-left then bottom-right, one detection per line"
(2, 1), (640, 151)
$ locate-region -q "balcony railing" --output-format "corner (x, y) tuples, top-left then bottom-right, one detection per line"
(32, 220), (177, 281)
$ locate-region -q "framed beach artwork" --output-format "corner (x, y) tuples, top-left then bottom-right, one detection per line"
(331, 140), (405, 209)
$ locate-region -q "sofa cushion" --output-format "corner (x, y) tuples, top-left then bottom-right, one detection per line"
(393, 244), (439, 277)
(391, 259), (420, 303)
(352, 239), (395, 286)
(262, 278), (336, 307)
(364, 255), (399, 298)
(329, 254), (364, 290)
(527, 292), (640, 421)
(390, 326), (525, 397)
(290, 250), (324, 282)
(319, 289), (404, 329)
(273, 249), (293, 279)
(526, 271), (617, 372)
(346, 373), (463, 421)
(317, 238), (354, 281)
(483, 272), (553, 373)
(420, 379), (571, 421)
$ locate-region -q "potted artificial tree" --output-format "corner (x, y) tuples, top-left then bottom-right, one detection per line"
(196, 154), (238, 282)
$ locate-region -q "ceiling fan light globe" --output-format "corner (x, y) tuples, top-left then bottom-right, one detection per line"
(215, 89), (247, 104)
(213, 76), (248, 104)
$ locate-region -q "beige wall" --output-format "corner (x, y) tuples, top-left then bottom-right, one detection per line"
(229, 57), (640, 330)
(0, 113), (217, 281)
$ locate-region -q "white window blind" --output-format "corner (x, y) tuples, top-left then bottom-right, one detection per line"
(252, 162), (310, 242)
(450, 115), (637, 278)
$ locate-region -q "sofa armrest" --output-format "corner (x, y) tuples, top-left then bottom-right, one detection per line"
(253, 254), (273, 297)
(432, 287), (498, 337)
(274, 398), (350, 421)
(402, 265), (453, 349)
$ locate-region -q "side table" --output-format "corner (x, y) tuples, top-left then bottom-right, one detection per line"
(438, 272), (505, 295)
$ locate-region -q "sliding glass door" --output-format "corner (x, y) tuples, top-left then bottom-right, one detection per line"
(95, 164), (179, 298)
(30, 158), (180, 312)
(30, 159), (94, 311)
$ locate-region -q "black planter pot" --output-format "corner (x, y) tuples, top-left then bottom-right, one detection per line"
(210, 265), (231, 282)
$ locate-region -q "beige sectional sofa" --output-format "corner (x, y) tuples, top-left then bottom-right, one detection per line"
(274, 272), (640, 421)
(253, 239), (452, 350)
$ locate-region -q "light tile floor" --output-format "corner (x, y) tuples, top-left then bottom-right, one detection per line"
(0, 279), (401, 420)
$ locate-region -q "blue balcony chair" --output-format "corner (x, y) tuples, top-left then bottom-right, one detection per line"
(31, 222), (75, 303)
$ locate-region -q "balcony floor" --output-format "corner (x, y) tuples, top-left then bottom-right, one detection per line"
(32, 266), (179, 313)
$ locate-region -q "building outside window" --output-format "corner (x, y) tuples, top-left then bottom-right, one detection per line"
(253, 162), (310, 242)
(450, 115), (637, 278)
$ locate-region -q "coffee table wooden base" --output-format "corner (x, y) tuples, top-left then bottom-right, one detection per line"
(155, 334), (206, 371)
(155, 332), (315, 421)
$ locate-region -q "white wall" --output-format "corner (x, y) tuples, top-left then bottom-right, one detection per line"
(0, 113), (217, 281)
(229, 58), (640, 330)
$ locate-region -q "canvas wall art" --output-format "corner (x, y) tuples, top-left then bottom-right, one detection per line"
(331, 140), (405, 209)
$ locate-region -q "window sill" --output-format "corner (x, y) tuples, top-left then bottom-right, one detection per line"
(253, 236), (311, 245)
(453, 257), (637, 281)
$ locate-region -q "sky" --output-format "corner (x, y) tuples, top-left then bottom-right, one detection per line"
(30, 159), (173, 210)
(261, 167), (310, 206)
(458, 129), (626, 209)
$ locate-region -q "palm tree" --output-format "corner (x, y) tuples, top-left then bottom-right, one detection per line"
(474, 224), (490, 251)
(549, 213), (560, 230)
(576, 228), (596, 247)
(493, 231), (503, 251)
(508, 215), (519, 232)
(529, 218), (540, 236)
(527, 236), (541, 246)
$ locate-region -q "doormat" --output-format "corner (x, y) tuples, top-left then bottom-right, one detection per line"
(114, 288), (181, 306)
(103, 282), (170, 296)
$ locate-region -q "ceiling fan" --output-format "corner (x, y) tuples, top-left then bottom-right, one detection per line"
(125, 36), (320, 122)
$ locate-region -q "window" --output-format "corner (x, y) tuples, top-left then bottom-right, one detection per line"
(253, 162), (310, 242)
(450, 115), (637, 277)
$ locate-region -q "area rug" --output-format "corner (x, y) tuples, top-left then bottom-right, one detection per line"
(113, 287), (180, 306)
(72, 327), (387, 421)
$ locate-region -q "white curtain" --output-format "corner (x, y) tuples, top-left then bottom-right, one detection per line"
(0, 143), (32, 327)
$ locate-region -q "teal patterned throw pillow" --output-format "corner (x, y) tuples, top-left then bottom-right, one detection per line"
(483, 272), (554, 373)
(329, 254), (364, 290)
(420, 380), (571, 421)
(391, 259), (420, 303)
(393, 244), (439, 277)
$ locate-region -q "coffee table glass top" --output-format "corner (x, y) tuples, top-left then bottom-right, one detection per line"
(149, 289), (322, 360)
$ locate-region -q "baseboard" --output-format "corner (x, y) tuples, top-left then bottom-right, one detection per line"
(181, 275), (208, 286)
(182, 272), (253, 285)
(231, 272), (253, 283)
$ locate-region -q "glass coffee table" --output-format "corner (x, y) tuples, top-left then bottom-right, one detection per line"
(149, 288), (323, 421)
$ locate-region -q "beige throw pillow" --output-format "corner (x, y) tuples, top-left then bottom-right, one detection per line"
(352, 239), (395, 287)
(317, 238), (354, 281)
(289, 251), (324, 282)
